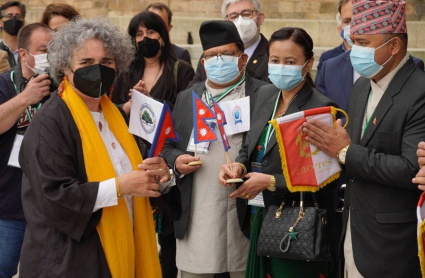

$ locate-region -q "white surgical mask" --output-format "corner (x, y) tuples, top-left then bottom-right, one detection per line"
(25, 52), (49, 75)
(233, 15), (259, 44)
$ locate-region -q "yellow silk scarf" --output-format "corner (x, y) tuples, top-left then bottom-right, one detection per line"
(61, 79), (161, 278)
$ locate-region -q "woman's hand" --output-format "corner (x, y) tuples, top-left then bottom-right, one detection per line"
(218, 163), (243, 186)
(132, 80), (151, 98)
(117, 169), (162, 198)
(123, 92), (132, 116)
(229, 172), (272, 200)
(137, 157), (171, 183)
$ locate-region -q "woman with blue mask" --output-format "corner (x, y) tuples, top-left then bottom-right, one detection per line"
(219, 27), (339, 278)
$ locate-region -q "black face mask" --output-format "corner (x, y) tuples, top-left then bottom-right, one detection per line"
(3, 17), (23, 36)
(137, 37), (160, 58)
(72, 64), (116, 99)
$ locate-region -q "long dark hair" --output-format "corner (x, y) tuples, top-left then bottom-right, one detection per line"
(268, 27), (316, 88)
(113, 11), (177, 104)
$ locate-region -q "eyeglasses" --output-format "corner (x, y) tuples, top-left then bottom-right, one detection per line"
(226, 9), (257, 21)
(1, 13), (24, 21)
(205, 51), (241, 62)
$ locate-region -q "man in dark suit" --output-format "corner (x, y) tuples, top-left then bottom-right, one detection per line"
(0, 1), (26, 69)
(147, 2), (192, 65)
(162, 20), (267, 277)
(315, 0), (353, 80)
(316, 50), (424, 118)
(304, 1), (425, 277)
(189, 0), (268, 87)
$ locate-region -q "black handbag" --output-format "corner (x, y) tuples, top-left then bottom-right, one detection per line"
(257, 192), (331, 261)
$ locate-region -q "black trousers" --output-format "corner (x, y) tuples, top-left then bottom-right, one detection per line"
(158, 231), (178, 278)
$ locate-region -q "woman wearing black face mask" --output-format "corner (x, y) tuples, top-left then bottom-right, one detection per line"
(111, 11), (195, 113)
(17, 18), (182, 277)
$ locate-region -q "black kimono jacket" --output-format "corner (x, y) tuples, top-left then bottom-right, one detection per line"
(18, 93), (180, 277)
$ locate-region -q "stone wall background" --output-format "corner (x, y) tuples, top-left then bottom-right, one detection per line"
(8, 0), (425, 65)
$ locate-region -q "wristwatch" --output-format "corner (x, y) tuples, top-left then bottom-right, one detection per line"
(267, 175), (276, 192)
(337, 144), (351, 164)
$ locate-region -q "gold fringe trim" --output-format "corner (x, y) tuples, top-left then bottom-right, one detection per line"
(418, 220), (425, 277)
(332, 107), (349, 129)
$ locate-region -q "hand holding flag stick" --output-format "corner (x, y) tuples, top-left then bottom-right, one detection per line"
(188, 91), (217, 166)
(210, 93), (243, 183)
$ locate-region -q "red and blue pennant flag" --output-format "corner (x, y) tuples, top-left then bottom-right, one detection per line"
(210, 94), (230, 152)
(148, 101), (179, 158)
(192, 91), (217, 144)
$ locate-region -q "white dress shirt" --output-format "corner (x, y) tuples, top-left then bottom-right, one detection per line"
(90, 111), (175, 224)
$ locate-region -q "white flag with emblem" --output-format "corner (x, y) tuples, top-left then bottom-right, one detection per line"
(218, 96), (250, 135)
(128, 90), (164, 143)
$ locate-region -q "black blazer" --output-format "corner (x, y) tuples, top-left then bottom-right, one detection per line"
(172, 44), (192, 66)
(161, 74), (268, 239)
(188, 34), (269, 87)
(235, 82), (338, 237)
(342, 57), (425, 278)
(18, 93), (180, 277)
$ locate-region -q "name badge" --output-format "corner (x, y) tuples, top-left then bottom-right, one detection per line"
(248, 161), (265, 207)
(8, 132), (24, 168)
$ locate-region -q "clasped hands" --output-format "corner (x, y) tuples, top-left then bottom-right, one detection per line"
(117, 157), (171, 198)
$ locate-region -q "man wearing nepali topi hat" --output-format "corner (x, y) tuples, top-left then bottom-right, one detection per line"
(303, 1), (425, 277)
(161, 20), (267, 277)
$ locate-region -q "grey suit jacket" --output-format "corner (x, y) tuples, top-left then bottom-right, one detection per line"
(235, 82), (338, 236)
(343, 57), (425, 278)
(161, 74), (267, 239)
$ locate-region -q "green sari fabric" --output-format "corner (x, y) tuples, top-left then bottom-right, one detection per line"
(245, 125), (331, 278)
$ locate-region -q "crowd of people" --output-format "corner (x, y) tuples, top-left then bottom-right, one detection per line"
(1, 0), (425, 278)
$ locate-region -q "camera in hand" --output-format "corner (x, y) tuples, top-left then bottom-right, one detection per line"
(30, 67), (58, 93)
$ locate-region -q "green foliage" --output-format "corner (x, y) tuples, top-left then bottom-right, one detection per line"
(142, 110), (153, 124)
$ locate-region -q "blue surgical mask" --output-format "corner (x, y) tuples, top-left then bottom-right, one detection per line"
(204, 55), (241, 84)
(268, 61), (308, 91)
(341, 25), (353, 47)
(350, 39), (393, 78)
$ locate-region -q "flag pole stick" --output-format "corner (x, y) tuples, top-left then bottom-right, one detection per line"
(225, 151), (232, 172)
(194, 144), (197, 158)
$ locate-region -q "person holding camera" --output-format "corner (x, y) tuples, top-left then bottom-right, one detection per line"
(0, 22), (52, 278)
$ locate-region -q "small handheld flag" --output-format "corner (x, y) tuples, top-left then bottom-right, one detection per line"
(192, 91), (217, 144)
(210, 94), (230, 152)
(148, 101), (179, 158)
(210, 94), (242, 184)
(189, 91), (217, 166)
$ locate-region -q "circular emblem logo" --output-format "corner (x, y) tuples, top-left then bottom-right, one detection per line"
(232, 105), (242, 124)
(139, 103), (156, 134)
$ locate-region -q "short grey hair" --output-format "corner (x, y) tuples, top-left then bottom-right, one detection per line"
(48, 18), (134, 83)
(221, 0), (261, 19)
